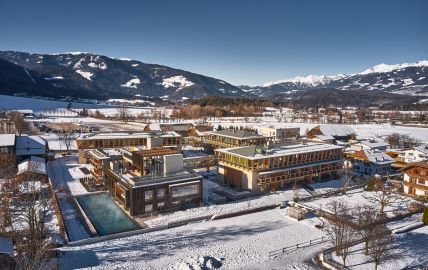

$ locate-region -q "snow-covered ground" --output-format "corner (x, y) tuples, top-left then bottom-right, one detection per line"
(329, 225), (428, 270)
(211, 118), (428, 143)
(144, 187), (311, 228)
(60, 208), (326, 270)
(308, 178), (356, 195)
(303, 189), (413, 218)
(47, 156), (91, 241)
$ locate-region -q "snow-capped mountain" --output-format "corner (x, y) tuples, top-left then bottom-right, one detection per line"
(0, 51), (247, 101)
(242, 61), (428, 97)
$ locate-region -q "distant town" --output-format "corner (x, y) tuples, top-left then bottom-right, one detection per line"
(0, 97), (427, 269)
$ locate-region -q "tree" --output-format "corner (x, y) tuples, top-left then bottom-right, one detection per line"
(325, 200), (356, 267)
(355, 204), (384, 255)
(368, 224), (394, 270)
(58, 128), (78, 153)
(116, 105), (130, 122)
(12, 162), (53, 270)
(365, 180), (402, 214)
(10, 111), (29, 135)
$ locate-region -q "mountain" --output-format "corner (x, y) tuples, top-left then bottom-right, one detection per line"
(242, 61), (428, 97)
(0, 51), (248, 101)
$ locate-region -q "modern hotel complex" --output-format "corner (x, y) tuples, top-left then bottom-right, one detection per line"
(215, 142), (343, 192)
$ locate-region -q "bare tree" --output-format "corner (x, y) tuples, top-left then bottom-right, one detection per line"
(369, 224), (394, 270)
(116, 105), (130, 122)
(364, 180), (402, 214)
(10, 111), (29, 135)
(355, 204), (385, 255)
(58, 128), (78, 153)
(7, 162), (54, 270)
(324, 200), (356, 267)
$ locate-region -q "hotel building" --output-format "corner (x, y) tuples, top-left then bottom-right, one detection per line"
(215, 142), (343, 192)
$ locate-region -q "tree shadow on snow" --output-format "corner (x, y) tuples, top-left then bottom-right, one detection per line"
(61, 219), (286, 268)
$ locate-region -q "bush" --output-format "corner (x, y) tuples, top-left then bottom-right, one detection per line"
(423, 208), (428, 225)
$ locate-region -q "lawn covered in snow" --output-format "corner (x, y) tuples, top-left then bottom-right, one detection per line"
(329, 225), (428, 270)
(144, 187), (311, 228)
(60, 208), (326, 270)
(303, 188), (413, 218)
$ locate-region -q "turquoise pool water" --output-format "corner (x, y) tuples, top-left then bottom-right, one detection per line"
(76, 193), (138, 236)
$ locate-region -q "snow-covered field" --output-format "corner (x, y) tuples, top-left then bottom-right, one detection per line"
(303, 189), (413, 218)
(60, 208), (326, 270)
(329, 225), (428, 270)
(144, 187), (311, 228)
(211, 118), (428, 143)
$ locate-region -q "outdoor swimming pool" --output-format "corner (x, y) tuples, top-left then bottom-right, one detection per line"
(76, 192), (139, 236)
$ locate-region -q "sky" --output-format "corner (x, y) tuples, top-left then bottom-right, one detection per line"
(0, 0), (427, 85)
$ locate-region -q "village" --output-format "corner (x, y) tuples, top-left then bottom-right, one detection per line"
(0, 103), (427, 270)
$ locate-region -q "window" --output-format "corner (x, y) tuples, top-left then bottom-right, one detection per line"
(170, 184), (199, 198)
(157, 188), (165, 199)
(145, 190), (153, 202)
(145, 204), (153, 213)
(157, 202), (165, 209)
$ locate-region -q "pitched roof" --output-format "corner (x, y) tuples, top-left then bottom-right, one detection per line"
(319, 124), (355, 137)
(0, 134), (15, 147)
(17, 156), (47, 175)
(15, 135), (46, 156)
(0, 237), (13, 255)
(361, 139), (389, 149)
(353, 149), (394, 165)
(402, 160), (428, 171)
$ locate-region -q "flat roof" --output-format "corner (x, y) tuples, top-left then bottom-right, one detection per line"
(116, 170), (202, 188)
(206, 129), (271, 140)
(216, 142), (342, 160)
(77, 131), (181, 140)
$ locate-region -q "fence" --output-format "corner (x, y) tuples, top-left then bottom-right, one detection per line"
(268, 236), (327, 258)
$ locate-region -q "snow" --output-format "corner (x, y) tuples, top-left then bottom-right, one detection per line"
(120, 78), (141, 89)
(359, 60), (428, 75)
(0, 134), (15, 146)
(329, 225), (428, 270)
(162, 76), (194, 90)
(303, 189), (412, 218)
(76, 70), (93, 81)
(47, 156), (91, 241)
(145, 187), (311, 228)
(262, 74), (347, 88)
(44, 76), (64, 80)
(88, 62), (107, 70)
(60, 208), (325, 269)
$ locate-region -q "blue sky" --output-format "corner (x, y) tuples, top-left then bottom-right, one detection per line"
(1, 0), (427, 85)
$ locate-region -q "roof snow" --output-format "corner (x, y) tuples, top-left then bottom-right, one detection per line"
(363, 149), (394, 165)
(319, 124), (355, 137)
(162, 76), (194, 90)
(0, 134), (15, 147)
(121, 78), (141, 89)
(76, 70), (93, 81)
(17, 156), (47, 175)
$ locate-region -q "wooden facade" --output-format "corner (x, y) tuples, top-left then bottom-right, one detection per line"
(402, 162), (428, 198)
(216, 144), (343, 192)
(203, 130), (271, 149)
